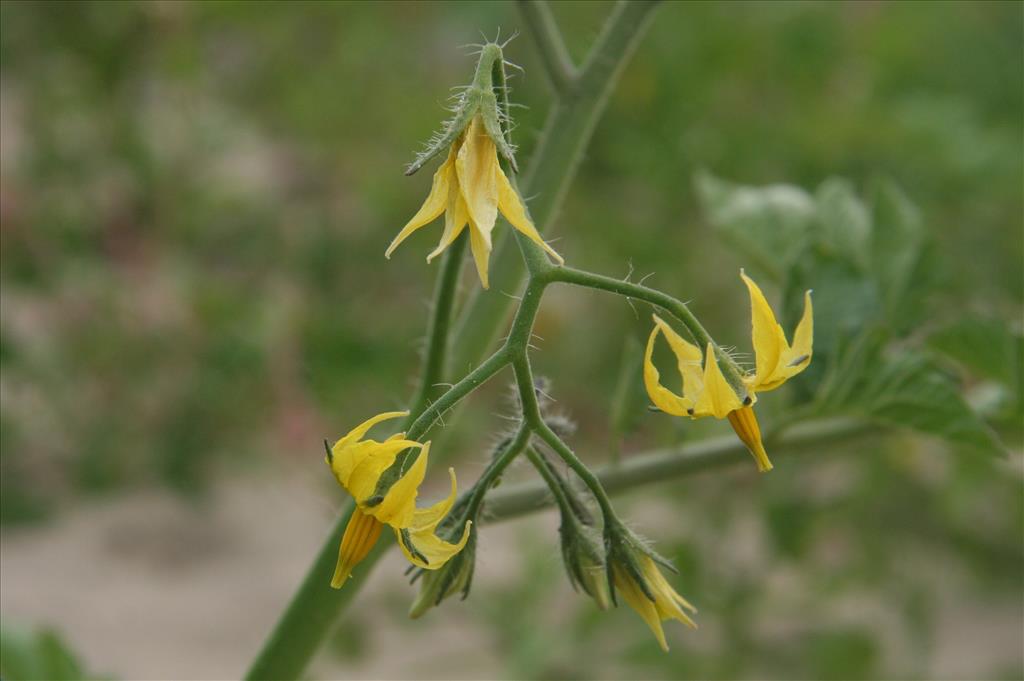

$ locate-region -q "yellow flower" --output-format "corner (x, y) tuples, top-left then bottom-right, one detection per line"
(325, 411), (471, 588)
(613, 555), (697, 651)
(385, 115), (564, 288)
(643, 271), (813, 472)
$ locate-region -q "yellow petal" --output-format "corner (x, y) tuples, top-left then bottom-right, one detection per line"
(750, 288), (814, 392)
(641, 556), (698, 626)
(364, 441), (432, 528)
(455, 117), (499, 237)
(613, 564), (670, 652)
(692, 343), (743, 419)
(495, 167), (564, 264)
(426, 186), (469, 262)
(651, 315), (704, 402)
(643, 322), (692, 416)
(409, 467), (458, 532)
(395, 519), (472, 570)
(330, 507), (383, 588)
(345, 440), (424, 520)
(790, 289), (813, 362)
(468, 222), (491, 288)
(386, 148), (456, 258)
(727, 406), (772, 472)
(741, 270), (787, 390)
(333, 411), (408, 451)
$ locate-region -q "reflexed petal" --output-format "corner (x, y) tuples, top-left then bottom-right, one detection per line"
(331, 508), (384, 589)
(333, 411), (408, 451)
(426, 186), (469, 262)
(345, 440), (424, 517)
(456, 117), (499, 237)
(368, 441), (431, 528)
(790, 290), (813, 362)
(386, 148), (456, 258)
(409, 467), (458, 532)
(468, 222), (492, 288)
(643, 323), (692, 416)
(651, 315), (703, 401)
(741, 271), (786, 389)
(495, 169), (564, 264)
(395, 519), (472, 569)
(692, 343), (744, 419)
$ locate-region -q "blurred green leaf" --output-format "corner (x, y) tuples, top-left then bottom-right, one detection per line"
(813, 178), (871, 272)
(869, 178), (926, 326)
(694, 171), (815, 280)
(0, 626), (92, 681)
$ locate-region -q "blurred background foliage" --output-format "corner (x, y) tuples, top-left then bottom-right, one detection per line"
(0, 1), (1021, 680)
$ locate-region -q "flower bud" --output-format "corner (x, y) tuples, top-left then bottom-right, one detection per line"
(560, 518), (611, 610)
(408, 525), (477, 619)
(605, 524), (696, 652)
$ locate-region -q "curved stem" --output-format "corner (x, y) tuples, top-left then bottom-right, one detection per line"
(406, 348), (511, 441)
(550, 265), (748, 391)
(523, 445), (577, 520)
(465, 425), (532, 518)
(512, 352), (618, 522)
(517, 0), (577, 93)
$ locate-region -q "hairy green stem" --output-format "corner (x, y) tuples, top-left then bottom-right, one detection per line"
(465, 425), (532, 518)
(523, 446), (577, 520)
(452, 0), (660, 364)
(550, 265), (748, 392)
(518, 0), (577, 93)
(406, 348), (511, 441)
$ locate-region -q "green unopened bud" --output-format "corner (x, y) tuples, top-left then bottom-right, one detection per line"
(560, 517), (611, 610)
(408, 528), (477, 619)
(605, 522), (696, 652)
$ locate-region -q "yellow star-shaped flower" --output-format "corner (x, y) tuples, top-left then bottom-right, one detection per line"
(386, 115), (563, 288)
(643, 271), (813, 471)
(325, 411), (471, 588)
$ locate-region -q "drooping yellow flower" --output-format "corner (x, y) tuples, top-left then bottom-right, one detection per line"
(613, 555), (697, 652)
(385, 115), (564, 288)
(643, 271), (813, 472)
(325, 411), (471, 588)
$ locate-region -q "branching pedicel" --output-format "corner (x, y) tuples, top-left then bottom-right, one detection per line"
(323, 42), (814, 652)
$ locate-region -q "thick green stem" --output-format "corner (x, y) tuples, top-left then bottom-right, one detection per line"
(485, 417), (872, 521)
(518, 0), (577, 93)
(452, 0), (660, 363)
(245, 502), (391, 681)
(551, 265), (748, 392)
(406, 231), (468, 421)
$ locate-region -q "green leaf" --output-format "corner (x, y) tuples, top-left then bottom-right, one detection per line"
(0, 626), (90, 681)
(813, 178), (871, 271)
(694, 170), (814, 280)
(928, 316), (1021, 385)
(822, 348), (1004, 455)
(869, 178), (925, 322)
